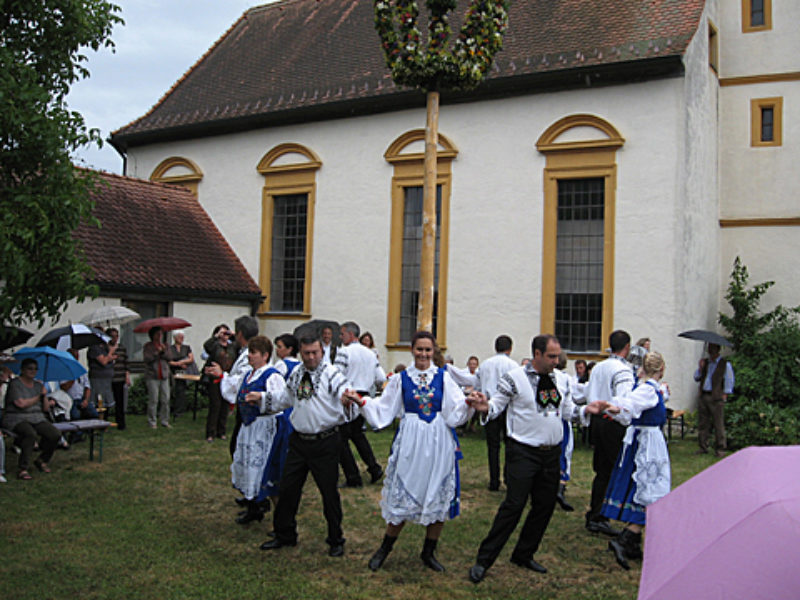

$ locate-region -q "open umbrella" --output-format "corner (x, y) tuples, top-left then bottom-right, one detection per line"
(10, 346), (87, 381)
(36, 324), (109, 352)
(638, 446), (800, 600)
(0, 325), (33, 351)
(133, 317), (191, 333)
(80, 305), (141, 327)
(678, 329), (732, 347)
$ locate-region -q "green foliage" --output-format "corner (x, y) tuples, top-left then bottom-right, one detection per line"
(0, 1), (123, 327)
(726, 396), (800, 449)
(719, 257), (800, 408)
(720, 258), (800, 446)
(374, 0), (510, 92)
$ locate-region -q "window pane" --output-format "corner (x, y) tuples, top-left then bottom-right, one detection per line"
(555, 178), (604, 352)
(761, 107), (774, 142)
(270, 194), (307, 312)
(751, 0), (765, 26)
(399, 185), (441, 342)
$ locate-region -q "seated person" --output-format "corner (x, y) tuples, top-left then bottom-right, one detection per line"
(62, 360), (98, 443)
(1, 358), (61, 479)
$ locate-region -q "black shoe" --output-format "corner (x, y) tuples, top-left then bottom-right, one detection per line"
(488, 483), (500, 492)
(608, 538), (630, 570)
(556, 483), (574, 512)
(368, 547), (388, 571)
(236, 505), (264, 525)
(259, 538), (296, 551)
(369, 466), (384, 484)
(469, 564), (487, 584)
(510, 556), (547, 573)
(235, 497), (248, 507)
(586, 520), (621, 537)
(328, 543), (345, 557)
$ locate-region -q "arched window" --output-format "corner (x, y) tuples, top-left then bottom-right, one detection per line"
(256, 143), (322, 317)
(536, 115), (624, 354)
(384, 130), (458, 347)
(150, 157), (203, 196)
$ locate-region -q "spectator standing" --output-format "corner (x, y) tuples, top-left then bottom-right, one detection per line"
(166, 330), (195, 419)
(106, 328), (129, 430)
(694, 342), (734, 458)
(87, 336), (116, 415)
(143, 326), (171, 429)
(202, 324), (236, 442)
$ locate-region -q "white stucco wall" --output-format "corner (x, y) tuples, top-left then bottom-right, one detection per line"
(718, 0), (800, 77)
(125, 46), (727, 407)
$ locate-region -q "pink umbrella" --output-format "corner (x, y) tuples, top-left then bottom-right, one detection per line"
(638, 446), (800, 600)
(133, 317), (191, 333)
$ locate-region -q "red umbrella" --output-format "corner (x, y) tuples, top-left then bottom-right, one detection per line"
(133, 317), (191, 333)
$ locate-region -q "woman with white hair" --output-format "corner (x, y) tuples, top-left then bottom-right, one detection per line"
(166, 330), (195, 419)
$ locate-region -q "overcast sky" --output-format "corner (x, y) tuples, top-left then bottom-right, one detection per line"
(68, 1), (273, 174)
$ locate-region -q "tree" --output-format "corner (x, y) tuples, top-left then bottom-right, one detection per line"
(0, 1), (122, 329)
(374, 0), (509, 332)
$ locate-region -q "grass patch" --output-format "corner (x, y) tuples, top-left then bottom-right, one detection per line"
(0, 414), (715, 599)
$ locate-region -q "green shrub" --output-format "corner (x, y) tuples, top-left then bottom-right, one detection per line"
(726, 397), (800, 449)
(127, 376), (210, 414)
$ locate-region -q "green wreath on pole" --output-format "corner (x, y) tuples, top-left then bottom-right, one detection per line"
(374, 0), (510, 92)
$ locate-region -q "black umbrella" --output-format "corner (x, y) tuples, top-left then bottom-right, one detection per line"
(293, 319), (340, 346)
(36, 323), (109, 351)
(678, 329), (732, 347)
(0, 325), (33, 351)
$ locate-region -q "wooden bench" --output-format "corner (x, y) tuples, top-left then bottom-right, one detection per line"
(53, 419), (113, 462)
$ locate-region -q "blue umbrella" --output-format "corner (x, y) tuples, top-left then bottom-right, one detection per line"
(9, 346), (87, 381)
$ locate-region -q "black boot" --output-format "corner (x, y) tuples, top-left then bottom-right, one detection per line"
(625, 530), (643, 560)
(556, 483), (574, 512)
(420, 538), (445, 572)
(236, 500), (264, 525)
(608, 528), (635, 570)
(368, 534), (397, 571)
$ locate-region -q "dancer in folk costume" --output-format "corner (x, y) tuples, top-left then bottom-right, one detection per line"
(231, 336), (286, 525)
(256, 334), (301, 505)
(601, 351), (671, 569)
(351, 330), (472, 572)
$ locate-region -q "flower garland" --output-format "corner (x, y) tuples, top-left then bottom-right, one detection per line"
(374, 0), (509, 92)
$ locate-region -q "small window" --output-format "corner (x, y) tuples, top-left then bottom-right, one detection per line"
(751, 97), (783, 146)
(708, 20), (719, 73)
(742, 0), (772, 32)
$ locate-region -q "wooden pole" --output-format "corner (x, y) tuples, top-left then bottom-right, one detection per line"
(418, 89), (439, 333)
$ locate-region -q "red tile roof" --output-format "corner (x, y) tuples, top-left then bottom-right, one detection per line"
(111, 0), (705, 147)
(74, 171), (262, 301)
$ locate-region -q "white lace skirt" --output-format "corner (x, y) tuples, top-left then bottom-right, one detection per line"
(381, 413), (457, 526)
(231, 414), (277, 500)
(631, 426), (671, 507)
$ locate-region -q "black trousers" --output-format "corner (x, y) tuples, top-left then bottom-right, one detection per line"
(485, 410), (507, 488)
(204, 381), (228, 439)
(274, 430), (345, 547)
(339, 415), (380, 484)
(111, 381), (126, 430)
(476, 440), (560, 568)
(586, 414), (626, 522)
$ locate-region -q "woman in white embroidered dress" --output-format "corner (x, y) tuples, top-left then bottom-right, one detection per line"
(601, 351), (671, 570)
(230, 336), (286, 525)
(352, 330), (472, 572)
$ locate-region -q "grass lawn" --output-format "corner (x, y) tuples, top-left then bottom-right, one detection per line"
(0, 413), (719, 600)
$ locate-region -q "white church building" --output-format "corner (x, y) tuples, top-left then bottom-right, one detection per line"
(108, 0), (799, 408)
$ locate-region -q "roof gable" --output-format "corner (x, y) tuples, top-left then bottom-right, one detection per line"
(75, 171), (261, 301)
(112, 0), (705, 146)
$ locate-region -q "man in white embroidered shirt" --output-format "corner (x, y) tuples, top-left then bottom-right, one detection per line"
(259, 336), (360, 558)
(334, 321), (386, 486)
(467, 334), (610, 584)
